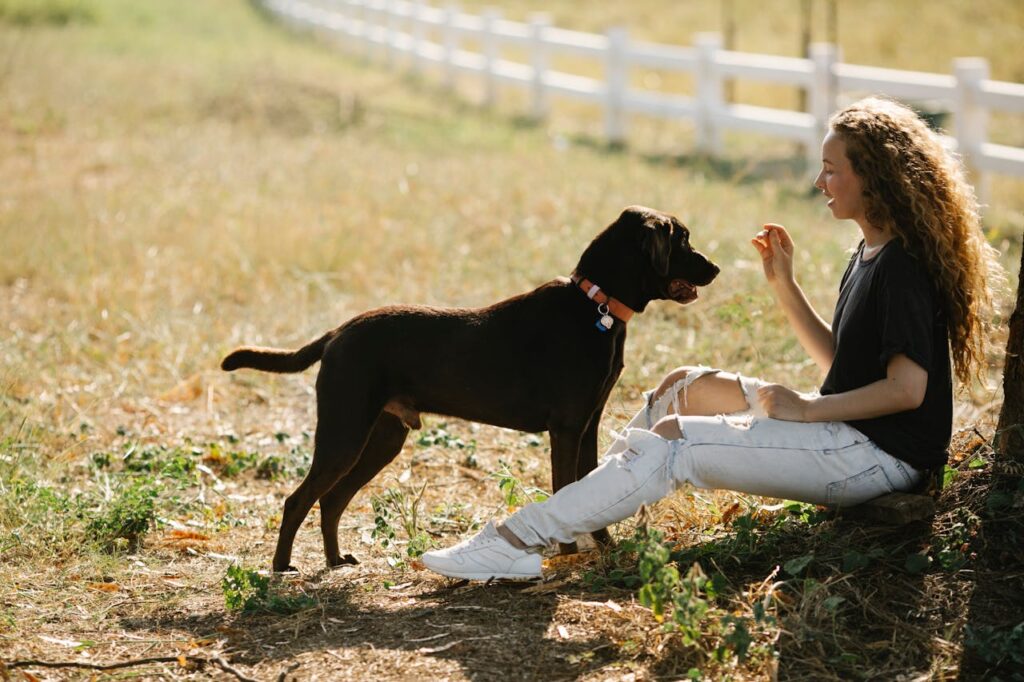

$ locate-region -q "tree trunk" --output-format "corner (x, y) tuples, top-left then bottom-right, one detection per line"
(996, 242), (1024, 459)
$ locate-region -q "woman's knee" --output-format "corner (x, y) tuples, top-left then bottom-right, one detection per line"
(651, 415), (683, 440)
(652, 366), (703, 402)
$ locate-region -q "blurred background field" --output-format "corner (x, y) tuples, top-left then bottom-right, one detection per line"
(1, 0), (1021, 679)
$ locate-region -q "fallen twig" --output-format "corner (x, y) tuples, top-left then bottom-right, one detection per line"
(276, 661), (301, 681)
(7, 654), (258, 682)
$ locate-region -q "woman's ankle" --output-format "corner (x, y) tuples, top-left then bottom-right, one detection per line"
(496, 522), (531, 550)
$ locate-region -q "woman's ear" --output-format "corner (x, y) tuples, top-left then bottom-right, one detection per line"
(643, 218), (673, 276)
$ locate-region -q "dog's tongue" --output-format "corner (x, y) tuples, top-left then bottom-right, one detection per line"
(668, 279), (698, 303)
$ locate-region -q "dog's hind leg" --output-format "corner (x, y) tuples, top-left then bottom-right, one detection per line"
(271, 400), (380, 573)
(318, 412), (410, 568)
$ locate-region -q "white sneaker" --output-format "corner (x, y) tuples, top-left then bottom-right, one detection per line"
(421, 522), (542, 581)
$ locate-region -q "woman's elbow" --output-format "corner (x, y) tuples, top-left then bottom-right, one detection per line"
(887, 355), (928, 411)
(893, 380), (926, 411)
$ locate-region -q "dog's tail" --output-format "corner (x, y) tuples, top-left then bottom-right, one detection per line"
(220, 330), (335, 374)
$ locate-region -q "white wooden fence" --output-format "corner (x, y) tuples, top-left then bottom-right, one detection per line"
(265, 0), (1024, 197)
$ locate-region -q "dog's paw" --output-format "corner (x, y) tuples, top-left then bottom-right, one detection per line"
(328, 554), (359, 568)
(273, 564), (300, 574)
(557, 541), (580, 555)
(590, 528), (614, 549)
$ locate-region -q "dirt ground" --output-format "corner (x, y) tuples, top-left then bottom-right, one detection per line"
(2, 370), (1022, 681)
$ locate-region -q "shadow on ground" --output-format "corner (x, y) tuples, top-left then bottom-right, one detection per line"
(118, 576), (617, 680)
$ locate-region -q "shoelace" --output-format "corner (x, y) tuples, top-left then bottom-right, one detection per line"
(456, 526), (499, 550)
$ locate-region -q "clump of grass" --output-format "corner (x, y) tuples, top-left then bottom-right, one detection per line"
(82, 478), (158, 552)
(0, 479), (77, 559)
(0, 0), (96, 26)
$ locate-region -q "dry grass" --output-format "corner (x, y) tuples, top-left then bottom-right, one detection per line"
(1, 0), (1022, 680)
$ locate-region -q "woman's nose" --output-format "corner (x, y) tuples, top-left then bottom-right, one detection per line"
(813, 169), (826, 191)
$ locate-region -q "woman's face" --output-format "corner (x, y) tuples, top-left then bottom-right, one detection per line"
(814, 130), (866, 225)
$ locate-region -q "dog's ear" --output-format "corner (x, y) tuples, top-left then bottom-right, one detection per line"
(642, 215), (674, 276)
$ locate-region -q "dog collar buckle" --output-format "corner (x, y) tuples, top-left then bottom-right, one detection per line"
(571, 273), (636, 328)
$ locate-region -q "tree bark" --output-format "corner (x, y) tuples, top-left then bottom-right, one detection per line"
(996, 241), (1024, 459)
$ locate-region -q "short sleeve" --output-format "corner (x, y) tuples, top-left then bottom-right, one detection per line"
(875, 260), (935, 371)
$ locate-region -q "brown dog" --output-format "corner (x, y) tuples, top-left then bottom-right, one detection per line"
(221, 206), (719, 572)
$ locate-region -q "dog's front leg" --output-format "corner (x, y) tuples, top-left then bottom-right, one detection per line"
(548, 426), (584, 555)
(578, 417), (613, 550)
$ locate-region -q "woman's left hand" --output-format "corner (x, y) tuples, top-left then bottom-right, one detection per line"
(757, 384), (813, 421)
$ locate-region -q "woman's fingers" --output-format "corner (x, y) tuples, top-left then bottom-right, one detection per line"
(763, 223), (795, 252)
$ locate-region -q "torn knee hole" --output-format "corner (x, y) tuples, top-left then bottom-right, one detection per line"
(735, 375), (752, 411)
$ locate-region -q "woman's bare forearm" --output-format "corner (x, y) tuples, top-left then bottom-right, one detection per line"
(772, 279), (834, 373)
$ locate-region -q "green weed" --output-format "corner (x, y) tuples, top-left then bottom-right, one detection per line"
(490, 460), (550, 511)
(0, 479), (76, 557)
(416, 425), (476, 453)
(82, 478), (158, 551)
(221, 565), (316, 614)
(121, 444), (196, 479)
(202, 442), (261, 477)
(590, 526), (773, 663)
(964, 621), (1024, 671)
(371, 483), (433, 565)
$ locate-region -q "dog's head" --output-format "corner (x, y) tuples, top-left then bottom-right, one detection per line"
(575, 206), (719, 312)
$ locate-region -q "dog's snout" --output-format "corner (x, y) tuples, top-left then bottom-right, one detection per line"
(694, 252), (720, 286)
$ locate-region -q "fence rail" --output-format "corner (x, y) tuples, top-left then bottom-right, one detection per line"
(268, 0), (1024, 199)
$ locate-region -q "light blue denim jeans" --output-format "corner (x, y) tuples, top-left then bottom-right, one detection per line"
(504, 368), (924, 549)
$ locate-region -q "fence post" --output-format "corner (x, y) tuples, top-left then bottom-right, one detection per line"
(954, 57), (990, 206)
(695, 32), (723, 156)
(410, 0), (424, 75)
(604, 26), (629, 146)
(384, 0), (398, 68)
(443, 4), (458, 90)
(360, 0), (375, 62)
(482, 8), (501, 107)
(345, 0), (361, 53)
(528, 12), (551, 122)
(808, 42), (839, 172)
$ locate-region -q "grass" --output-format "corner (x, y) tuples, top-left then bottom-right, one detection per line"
(0, 0), (1022, 679)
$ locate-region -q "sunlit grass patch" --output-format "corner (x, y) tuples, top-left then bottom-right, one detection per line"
(0, 0), (96, 26)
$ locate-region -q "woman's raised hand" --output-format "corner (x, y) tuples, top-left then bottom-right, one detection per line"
(750, 223), (795, 287)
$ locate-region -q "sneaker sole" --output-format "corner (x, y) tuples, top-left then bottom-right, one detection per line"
(433, 570), (541, 581)
(421, 560), (541, 582)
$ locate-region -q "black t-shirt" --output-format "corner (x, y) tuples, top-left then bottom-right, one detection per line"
(819, 240), (952, 469)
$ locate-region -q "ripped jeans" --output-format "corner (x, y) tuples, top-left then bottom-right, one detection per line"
(504, 367), (924, 549)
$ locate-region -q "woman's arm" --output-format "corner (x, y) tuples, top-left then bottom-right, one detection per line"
(757, 353), (928, 422)
(751, 224), (835, 373)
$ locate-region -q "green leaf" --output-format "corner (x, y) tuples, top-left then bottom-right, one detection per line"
(904, 552), (931, 574)
(842, 550), (871, 572)
(942, 465), (958, 488)
(967, 457), (986, 469)
(822, 595), (846, 612)
(783, 554), (814, 576)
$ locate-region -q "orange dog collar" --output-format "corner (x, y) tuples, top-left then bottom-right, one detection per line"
(571, 275), (636, 325)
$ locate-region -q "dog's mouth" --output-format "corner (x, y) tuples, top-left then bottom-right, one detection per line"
(668, 279), (698, 304)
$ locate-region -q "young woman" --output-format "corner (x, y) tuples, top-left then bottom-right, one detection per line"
(422, 97), (1004, 581)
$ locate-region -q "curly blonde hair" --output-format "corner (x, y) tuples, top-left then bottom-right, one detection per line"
(830, 96), (1003, 387)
